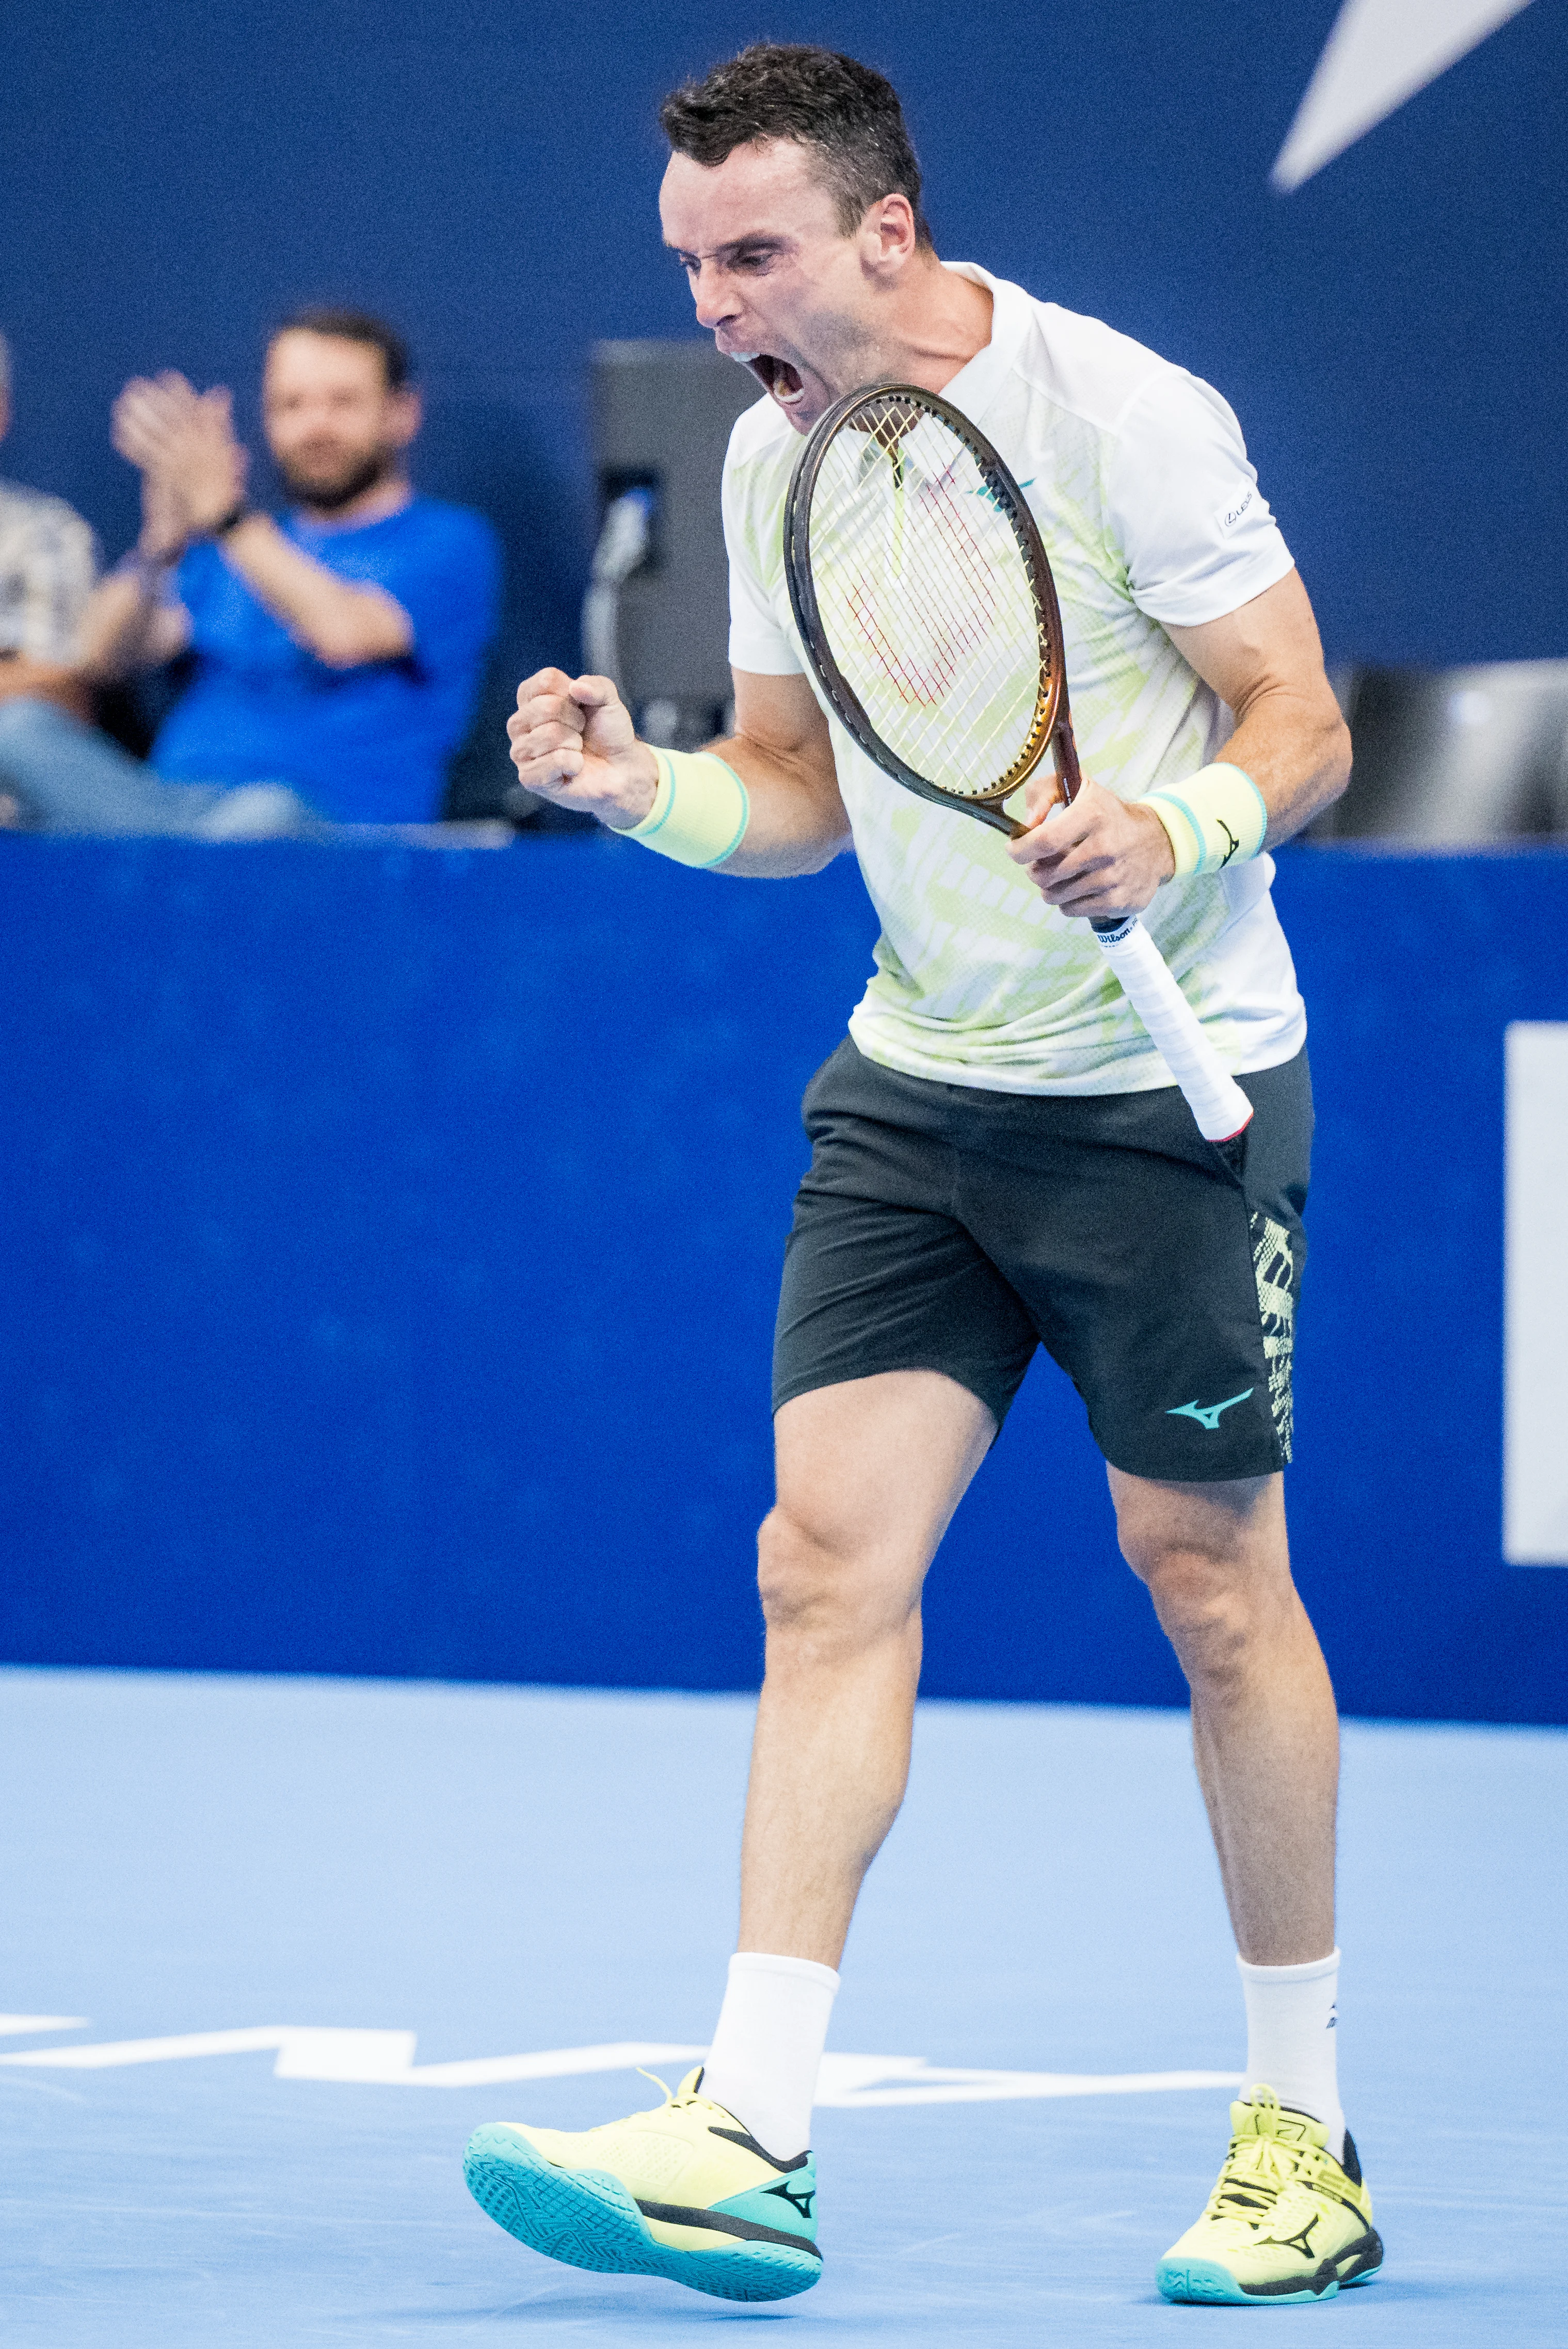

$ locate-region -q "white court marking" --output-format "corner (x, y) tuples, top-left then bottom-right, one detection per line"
(0, 2024), (1238, 2105)
(1505, 1023), (1568, 1563)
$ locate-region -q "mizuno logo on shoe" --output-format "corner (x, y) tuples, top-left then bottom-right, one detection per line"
(765, 2177), (817, 2222)
(1167, 1389), (1253, 1431)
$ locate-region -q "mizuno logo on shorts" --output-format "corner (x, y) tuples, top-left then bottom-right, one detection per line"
(1166, 1389), (1254, 1431)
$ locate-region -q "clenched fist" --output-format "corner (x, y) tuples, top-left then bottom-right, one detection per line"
(506, 669), (659, 830)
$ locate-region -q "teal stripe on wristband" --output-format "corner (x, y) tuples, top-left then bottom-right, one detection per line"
(627, 749), (750, 870)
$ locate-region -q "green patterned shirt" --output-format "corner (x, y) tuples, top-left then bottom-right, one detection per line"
(722, 266), (1307, 1095)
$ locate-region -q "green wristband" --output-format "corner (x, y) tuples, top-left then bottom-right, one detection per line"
(625, 749), (750, 870)
(1144, 762), (1268, 878)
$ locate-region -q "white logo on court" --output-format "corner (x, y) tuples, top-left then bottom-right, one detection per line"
(1274, 0), (1537, 191)
(0, 2015), (1239, 2106)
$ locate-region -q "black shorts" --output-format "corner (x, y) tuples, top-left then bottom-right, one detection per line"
(772, 1039), (1313, 1483)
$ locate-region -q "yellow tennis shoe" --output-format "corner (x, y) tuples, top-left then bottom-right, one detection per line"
(463, 2067), (821, 2302)
(1157, 2085), (1383, 2304)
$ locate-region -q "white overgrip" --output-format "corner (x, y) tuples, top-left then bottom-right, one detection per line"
(1092, 917), (1254, 1144)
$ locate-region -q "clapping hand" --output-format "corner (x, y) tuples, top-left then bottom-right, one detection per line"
(112, 372), (250, 558)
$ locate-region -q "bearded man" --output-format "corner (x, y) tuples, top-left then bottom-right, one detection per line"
(0, 310), (499, 833)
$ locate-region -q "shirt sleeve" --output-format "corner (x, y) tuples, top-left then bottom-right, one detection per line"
(13, 503), (99, 660)
(173, 541), (219, 632)
(722, 442), (802, 676)
(1106, 368), (1294, 631)
(383, 515), (501, 682)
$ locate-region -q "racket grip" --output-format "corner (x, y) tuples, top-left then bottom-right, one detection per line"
(1090, 916), (1254, 1145)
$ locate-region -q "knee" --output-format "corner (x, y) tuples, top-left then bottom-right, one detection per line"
(1137, 1547), (1257, 1688)
(755, 1505), (847, 1634)
(0, 696), (73, 749)
(0, 696), (78, 798)
(1118, 1503), (1278, 1689)
(755, 1504), (913, 1659)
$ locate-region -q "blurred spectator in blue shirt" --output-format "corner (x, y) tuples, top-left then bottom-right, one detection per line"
(0, 311), (501, 835)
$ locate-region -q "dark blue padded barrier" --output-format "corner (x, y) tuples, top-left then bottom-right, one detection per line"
(3, 835), (1566, 1723)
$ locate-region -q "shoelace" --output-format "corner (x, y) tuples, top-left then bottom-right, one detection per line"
(634, 2067), (713, 2115)
(1207, 2129), (1325, 2224)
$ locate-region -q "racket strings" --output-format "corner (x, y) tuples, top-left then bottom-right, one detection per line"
(808, 402), (1050, 798)
(842, 414), (1005, 705)
(817, 502), (1039, 784)
(843, 472), (993, 708)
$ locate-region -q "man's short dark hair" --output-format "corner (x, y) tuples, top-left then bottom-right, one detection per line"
(660, 44), (932, 248)
(269, 307), (412, 392)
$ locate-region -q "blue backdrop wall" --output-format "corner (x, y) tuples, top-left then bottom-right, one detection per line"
(3, 835), (1565, 1725)
(4, 0), (1567, 675)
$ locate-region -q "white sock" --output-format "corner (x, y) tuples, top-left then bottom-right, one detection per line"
(1237, 1948), (1346, 2160)
(700, 1951), (839, 2161)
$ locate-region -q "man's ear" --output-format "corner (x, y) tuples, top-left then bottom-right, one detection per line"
(389, 386), (422, 450)
(859, 193), (919, 280)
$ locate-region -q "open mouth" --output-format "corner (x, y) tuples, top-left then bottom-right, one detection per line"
(744, 354), (806, 407)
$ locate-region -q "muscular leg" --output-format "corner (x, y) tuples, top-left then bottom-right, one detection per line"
(463, 1372), (997, 2275)
(1110, 1466), (1337, 1964)
(737, 1368), (996, 1966)
(1127, 1493), (1380, 2305)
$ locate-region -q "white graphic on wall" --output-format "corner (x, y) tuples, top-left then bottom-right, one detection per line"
(1505, 1023), (1568, 1563)
(1274, 0), (1537, 191)
(0, 2018), (1238, 2105)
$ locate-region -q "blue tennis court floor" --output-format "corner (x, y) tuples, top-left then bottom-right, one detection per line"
(2, 1669), (1562, 2344)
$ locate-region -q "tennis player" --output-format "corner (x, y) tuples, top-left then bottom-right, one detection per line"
(468, 44), (1376, 2312)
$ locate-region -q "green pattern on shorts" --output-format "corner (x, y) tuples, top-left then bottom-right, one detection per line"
(1250, 1212), (1296, 1462)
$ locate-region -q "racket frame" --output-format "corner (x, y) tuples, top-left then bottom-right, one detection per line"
(781, 378), (1256, 1158)
(783, 381), (1081, 833)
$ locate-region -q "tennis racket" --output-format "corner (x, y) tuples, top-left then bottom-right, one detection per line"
(782, 382), (1253, 1164)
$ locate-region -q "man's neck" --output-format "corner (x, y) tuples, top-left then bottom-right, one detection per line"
(867, 255), (994, 401)
(296, 474), (413, 533)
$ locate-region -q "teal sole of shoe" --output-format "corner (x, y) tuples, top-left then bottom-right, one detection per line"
(462, 2126), (822, 2304)
(1156, 2258), (1340, 2306)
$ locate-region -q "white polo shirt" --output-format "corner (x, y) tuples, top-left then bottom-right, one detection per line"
(722, 265), (1308, 1095)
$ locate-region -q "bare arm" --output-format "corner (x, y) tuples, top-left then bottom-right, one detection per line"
(171, 392), (411, 667)
(0, 655), (96, 721)
(77, 566), (192, 681)
(507, 664), (851, 877)
(81, 521), (410, 680)
(213, 513), (412, 669)
(75, 439), (193, 680)
(1007, 568), (1351, 919)
(1165, 569), (1351, 839)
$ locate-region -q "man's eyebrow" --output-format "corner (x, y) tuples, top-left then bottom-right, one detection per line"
(665, 234), (790, 263)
